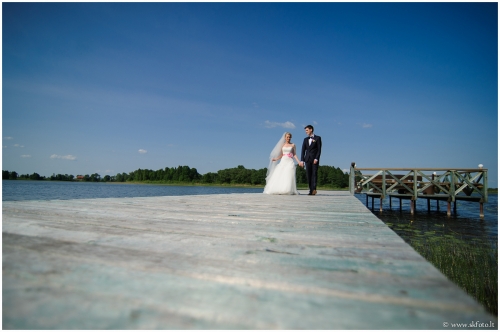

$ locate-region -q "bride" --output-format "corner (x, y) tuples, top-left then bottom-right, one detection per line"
(263, 132), (303, 195)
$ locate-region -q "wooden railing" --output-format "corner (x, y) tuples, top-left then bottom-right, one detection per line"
(349, 163), (488, 217)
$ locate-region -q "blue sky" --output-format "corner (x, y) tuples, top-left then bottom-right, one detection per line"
(2, 2), (498, 186)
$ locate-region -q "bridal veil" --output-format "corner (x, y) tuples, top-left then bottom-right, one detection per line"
(266, 133), (286, 183)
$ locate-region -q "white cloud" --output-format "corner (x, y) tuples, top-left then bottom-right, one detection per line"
(13, 144), (24, 148)
(313, 121), (318, 125)
(264, 120), (296, 129)
(21, 155), (31, 158)
(362, 123), (373, 128)
(4, 137), (13, 140)
(50, 154), (77, 160)
(138, 149), (147, 154)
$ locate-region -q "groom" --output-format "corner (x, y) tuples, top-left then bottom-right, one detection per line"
(301, 125), (322, 195)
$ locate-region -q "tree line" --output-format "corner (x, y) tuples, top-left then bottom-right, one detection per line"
(3, 165), (349, 188)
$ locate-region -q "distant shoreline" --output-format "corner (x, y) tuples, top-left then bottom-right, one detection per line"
(80, 181), (349, 191)
(4, 179), (348, 191)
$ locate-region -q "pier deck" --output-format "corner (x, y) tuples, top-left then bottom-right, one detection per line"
(2, 191), (496, 329)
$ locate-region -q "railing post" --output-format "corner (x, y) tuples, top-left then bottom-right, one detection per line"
(450, 170), (456, 203)
(480, 168), (487, 219)
(411, 169), (418, 215)
(447, 170), (456, 217)
(349, 162), (356, 195)
(382, 170), (386, 198)
(381, 170), (386, 212)
(483, 169), (488, 203)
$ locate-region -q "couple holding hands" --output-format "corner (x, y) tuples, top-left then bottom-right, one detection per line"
(263, 125), (322, 196)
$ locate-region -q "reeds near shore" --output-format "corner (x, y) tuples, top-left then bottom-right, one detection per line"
(386, 222), (498, 316)
(412, 235), (497, 316)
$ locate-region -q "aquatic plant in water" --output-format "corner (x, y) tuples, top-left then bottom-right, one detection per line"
(387, 217), (497, 316)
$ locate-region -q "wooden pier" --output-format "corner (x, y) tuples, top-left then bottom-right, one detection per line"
(350, 164), (488, 217)
(3, 191), (496, 329)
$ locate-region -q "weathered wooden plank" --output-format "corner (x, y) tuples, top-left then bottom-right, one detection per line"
(2, 191), (496, 329)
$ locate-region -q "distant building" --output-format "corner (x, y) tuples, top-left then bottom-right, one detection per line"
(76, 175), (84, 180)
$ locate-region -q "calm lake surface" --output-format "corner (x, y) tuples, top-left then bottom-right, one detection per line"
(2, 180), (263, 201)
(354, 192), (498, 249)
(3, 180), (497, 246)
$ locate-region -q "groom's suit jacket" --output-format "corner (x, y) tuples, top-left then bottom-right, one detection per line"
(301, 135), (322, 163)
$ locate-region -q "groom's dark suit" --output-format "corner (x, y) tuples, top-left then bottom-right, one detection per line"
(301, 135), (322, 194)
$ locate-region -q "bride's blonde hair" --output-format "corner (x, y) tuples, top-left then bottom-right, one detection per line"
(285, 132), (292, 140)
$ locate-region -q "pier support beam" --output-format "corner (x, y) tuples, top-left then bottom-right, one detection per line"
(447, 201), (451, 217)
(480, 202), (484, 219)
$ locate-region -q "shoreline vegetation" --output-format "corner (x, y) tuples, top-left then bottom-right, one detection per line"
(385, 219), (498, 316)
(2, 164), (350, 189)
(109, 181), (349, 191)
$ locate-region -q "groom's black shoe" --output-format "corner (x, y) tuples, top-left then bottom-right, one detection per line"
(308, 192), (313, 195)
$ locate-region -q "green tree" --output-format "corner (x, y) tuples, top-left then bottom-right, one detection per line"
(202, 172), (217, 184)
(90, 173), (101, 182)
(296, 167), (307, 185)
(29, 172), (42, 180)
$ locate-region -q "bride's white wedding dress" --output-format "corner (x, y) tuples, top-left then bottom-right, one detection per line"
(263, 146), (299, 195)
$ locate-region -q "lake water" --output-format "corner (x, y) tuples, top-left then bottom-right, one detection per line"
(3, 180), (497, 247)
(354, 192), (498, 248)
(2, 180), (263, 201)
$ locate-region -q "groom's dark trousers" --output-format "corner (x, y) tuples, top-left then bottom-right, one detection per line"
(301, 135), (322, 193)
(305, 161), (319, 192)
